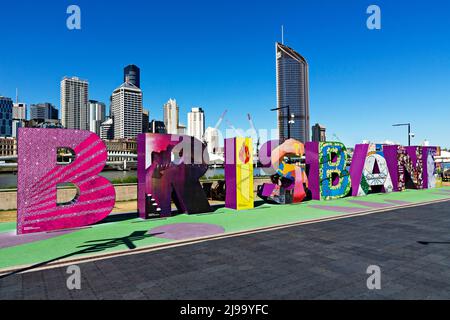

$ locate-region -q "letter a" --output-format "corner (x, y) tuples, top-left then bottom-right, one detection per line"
(66, 5), (81, 30)
(366, 5), (381, 30)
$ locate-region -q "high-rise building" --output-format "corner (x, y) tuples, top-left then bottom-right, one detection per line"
(204, 127), (220, 154)
(124, 64), (140, 88)
(187, 107), (205, 140)
(312, 123), (326, 142)
(142, 109), (149, 133)
(13, 102), (27, 120)
(88, 100), (106, 135)
(100, 117), (114, 140)
(30, 103), (58, 121)
(276, 42), (310, 143)
(60, 77), (89, 130)
(12, 102), (27, 138)
(0, 96), (13, 137)
(177, 124), (187, 135)
(149, 120), (166, 134)
(163, 98), (179, 134)
(110, 82), (143, 139)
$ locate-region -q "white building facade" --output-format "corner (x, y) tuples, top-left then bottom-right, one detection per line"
(110, 82), (143, 139)
(163, 98), (179, 134)
(88, 100), (106, 136)
(60, 77), (89, 130)
(187, 107), (205, 141)
(204, 127), (220, 154)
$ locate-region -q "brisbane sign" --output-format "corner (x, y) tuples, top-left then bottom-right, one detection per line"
(16, 128), (439, 235)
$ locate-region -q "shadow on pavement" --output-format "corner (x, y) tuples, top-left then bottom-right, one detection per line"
(0, 230), (163, 280)
(417, 241), (450, 245)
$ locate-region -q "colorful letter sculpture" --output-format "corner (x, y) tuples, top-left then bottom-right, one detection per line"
(17, 128), (115, 234)
(424, 147), (438, 189)
(225, 137), (254, 210)
(257, 139), (307, 204)
(137, 133), (211, 218)
(306, 142), (351, 200)
(384, 145), (425, 191)
(350, 144), (394, 196)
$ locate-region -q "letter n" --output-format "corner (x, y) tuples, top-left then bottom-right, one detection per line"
(384, 145), (424, 191)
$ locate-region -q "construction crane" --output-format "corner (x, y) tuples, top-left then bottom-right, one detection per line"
(247, 113), (260, 165)
(202, 109), (227, 143)
(225, 119), (240, 136)
(332, 133), (343, 143)
(214, 109), (227, 130)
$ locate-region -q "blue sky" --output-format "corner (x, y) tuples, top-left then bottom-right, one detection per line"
(0, 0), (449, 147)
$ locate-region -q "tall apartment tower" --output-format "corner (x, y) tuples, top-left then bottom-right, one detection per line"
(88, 100), (106, 135)
(110, 82), (143, 139)
(124, 64), (140, 88)
(163, 98), (179, 134)
(187, 107), (205, 141)
(60, 77), (89, 130)
(276, 42), (310, 143)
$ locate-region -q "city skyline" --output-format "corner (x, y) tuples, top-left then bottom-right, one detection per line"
(1, 1), (450, 147)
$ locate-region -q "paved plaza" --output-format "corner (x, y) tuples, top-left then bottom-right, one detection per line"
(1, 200), (450, 299)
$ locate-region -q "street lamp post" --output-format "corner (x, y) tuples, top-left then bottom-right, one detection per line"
(271, 105), (294, 140)
(392, 123), (413, 146)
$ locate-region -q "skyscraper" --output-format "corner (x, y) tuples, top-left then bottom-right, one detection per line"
(12, 102), (27, 138)
(30, 103), (58, 121)
(110, 82), (143, 139)
(149, 120), (166, 134)
(312, 123), (326, 142)
(204, 127), (220, 154)
(124, 64), (140, 88)
(100, 117), (114, 140)
(88, 100), (106, 135)
(13, 102), (27, 120)
(276, 42), (310, 143)
(187, 107), (205, 141)
(163, 98), (179, 134)
(0, 96), (13, 137)
(142, 109), (149, 133)
(60, 77), (89, 130)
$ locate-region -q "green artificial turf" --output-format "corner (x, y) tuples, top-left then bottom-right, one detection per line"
(0, 187), (449, 270)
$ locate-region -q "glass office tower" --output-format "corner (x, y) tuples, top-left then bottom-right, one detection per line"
(0, 96), (13, 137)
(276, 42), (310, 143)
(124, 64), (141, 88)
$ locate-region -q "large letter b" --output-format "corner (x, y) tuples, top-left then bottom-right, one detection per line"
(17, 128), (115, 234)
